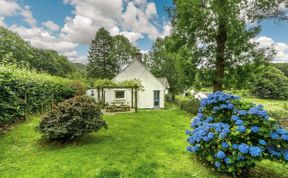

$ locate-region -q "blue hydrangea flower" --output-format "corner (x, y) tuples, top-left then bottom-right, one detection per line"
(232, 144), (238, 149)
(276, 128), (287, 135)
(238, 110), (247, 116)
(259, 139), (267, 145)
(231, 115), (239, 121)
(206, 116), (214, 122)
(248, 107), (258, 115)
(207, 132), (214, 140)
(219, 132), (227, 139)
(186, 130), (191, 135)
(227, 103), (234, 109)
(281, 134), (288, 141)
(214, 161), (221, 168)
(238, 143), (249, 153)
(190, 145), (200, 152)
(222, 142), (229, 148)
(270, 132), (280, 139)
(216, 150), (226, 159)
(249, 146), (262, 157)
(235, 119), (244, 125)
(237, 125), (246, 133)
(224, 157), (232, 164)
(284, 151), (288, 161)
(251, 126), (259, 133)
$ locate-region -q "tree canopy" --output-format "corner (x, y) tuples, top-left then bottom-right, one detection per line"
(0, 26), (78, 77)
(87, 28), (137, 79)
(171, 0), (287, 91)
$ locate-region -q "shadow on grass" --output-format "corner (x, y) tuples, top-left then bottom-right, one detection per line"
(36, 134), (113, 149)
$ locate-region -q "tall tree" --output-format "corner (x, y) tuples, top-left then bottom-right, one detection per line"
(87, 27), (116, 79)
(148, 35), (198, 97)
(172, 0), (286, 92)
(112, 35), (137, 72)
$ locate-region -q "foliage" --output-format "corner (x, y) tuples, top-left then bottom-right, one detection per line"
(93, 79), (143, 90)
(175, 95), (200, 115)
(0, 27), (79, 77)
(0, 66), (84, 127)
(252, 66), (288, 99)
(172, 0), (286, 91)
(186, 92), (288, 175)
(271, 63), (288, 77)
(87, 28), (137, 79)
(87, 28), (116, 79)
(147, 36), (197, 96)
(37, 96), (107, 141)
(31, 48), (76, 77)
(0, 72), (25, 126)
(112, 35), (137, 72)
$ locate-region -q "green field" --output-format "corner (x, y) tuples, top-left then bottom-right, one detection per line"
(0, 108), (287, 178)
(243, 97), (288, 111)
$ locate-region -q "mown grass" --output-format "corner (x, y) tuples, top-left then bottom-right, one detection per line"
(0, 108), (287, 178)
(243, 97), (288, 111)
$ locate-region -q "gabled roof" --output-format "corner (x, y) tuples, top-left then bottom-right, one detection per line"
(113, 60), (169, 89)
(157, 77), (170, 89)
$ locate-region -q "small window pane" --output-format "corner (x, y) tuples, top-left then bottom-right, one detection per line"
(115, 91), (125, 98)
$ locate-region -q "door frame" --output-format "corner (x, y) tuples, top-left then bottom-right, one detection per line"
(153, 90), (160, 108)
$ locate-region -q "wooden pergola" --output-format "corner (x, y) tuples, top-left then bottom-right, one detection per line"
(95, 85), (139, 113)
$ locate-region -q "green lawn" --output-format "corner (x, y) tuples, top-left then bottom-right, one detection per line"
(0, 108), (287, 178)
(243, 97), (288, 111)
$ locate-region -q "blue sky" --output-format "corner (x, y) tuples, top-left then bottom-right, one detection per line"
(0, 0), (287, 63)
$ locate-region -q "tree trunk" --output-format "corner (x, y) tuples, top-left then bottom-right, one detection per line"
(214, 0), (227, 92)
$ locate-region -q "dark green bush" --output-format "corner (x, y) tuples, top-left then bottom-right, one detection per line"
(38, 96), (107, 141)
(0, 66), (84, 127)
(252, 67), (288, 99)
(175, 95), (200, 115)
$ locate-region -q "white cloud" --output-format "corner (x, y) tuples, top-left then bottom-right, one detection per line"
(0, 0), (20, 16)
(61, 0), (161, 45)
(21, 6), (36, 27)
(160, 22), (172, 38)
(42, 20), (60, 31)
(255, 36), (288, 63)
(0, 0), (36, 27)
(0, 16), (6, 27)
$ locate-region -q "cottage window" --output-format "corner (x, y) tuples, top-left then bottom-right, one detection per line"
(115, 91), (125, 99)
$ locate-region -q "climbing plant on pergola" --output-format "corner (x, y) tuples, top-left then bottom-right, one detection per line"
(92, 79), (143, 112)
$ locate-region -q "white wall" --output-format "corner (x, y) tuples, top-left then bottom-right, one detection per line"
(113, 60), (166, 108)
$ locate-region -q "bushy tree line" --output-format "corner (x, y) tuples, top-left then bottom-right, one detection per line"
(87, 28), (137, 79)
(0, 27), (79, 77)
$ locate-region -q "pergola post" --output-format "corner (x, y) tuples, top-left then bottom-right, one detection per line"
(131, 88), (134, 108)
(135, 90), (138, 113)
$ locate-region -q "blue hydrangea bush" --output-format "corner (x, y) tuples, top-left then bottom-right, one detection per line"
(186, 92), (288, 175)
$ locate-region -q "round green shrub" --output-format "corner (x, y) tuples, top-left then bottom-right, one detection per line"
(38, 96), (107, 141)
(186, 92), (287, 175)
(252, 67), (288, 99)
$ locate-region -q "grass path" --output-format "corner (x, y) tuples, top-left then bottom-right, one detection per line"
(0, 108), (287, 178)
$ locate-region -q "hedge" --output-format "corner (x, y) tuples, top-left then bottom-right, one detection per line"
(175, 95), (200, 115)
(0, 66), (85, 127)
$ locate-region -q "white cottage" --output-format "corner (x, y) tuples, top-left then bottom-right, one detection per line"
(87, 55), (170, 109)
